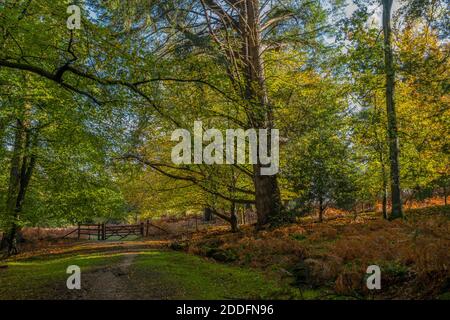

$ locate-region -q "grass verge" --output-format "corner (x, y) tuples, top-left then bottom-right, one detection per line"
(0, 253), (123, 299)
(130, 251), (317, 299)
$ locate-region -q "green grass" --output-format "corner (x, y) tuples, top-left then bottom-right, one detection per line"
(0, 253), (123, 299)
(0, 249), (320, 300)
(438, 292), (450, 300)
(130, 251), (312, 299)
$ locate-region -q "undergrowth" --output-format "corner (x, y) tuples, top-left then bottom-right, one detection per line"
(180, 205), (450, 299)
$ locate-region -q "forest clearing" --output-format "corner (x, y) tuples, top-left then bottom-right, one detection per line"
(0, 0), (449, 305)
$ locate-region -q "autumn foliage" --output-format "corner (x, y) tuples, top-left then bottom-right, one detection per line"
(181, 205), (449, 299)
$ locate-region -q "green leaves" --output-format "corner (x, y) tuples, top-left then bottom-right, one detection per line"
(0, 0), (448, 229)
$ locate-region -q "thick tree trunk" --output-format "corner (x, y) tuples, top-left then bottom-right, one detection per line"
(382, 0), (402, 220)
(243, 0), (282, 227)
(2, 116), (36, 255)
(2, 119), (25, 255)
(253, 165), (281, 225)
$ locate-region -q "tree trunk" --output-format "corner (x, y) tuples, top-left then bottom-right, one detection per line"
(204, 207), (213, 222)
(2, 119), (25, 255)
(242, 0), (282, 227)
(380, 151), (388, 219)
(208, 207), (239, 233)
(382, 0), (403, 219)
(253, 166), (281, 226)
(318, 197), (324, 222)
(382, 186), (388, 219)
(443, 185), (447, 205)
(0, 116), (8, 152)
(230, 202), (239, 233)
(2, 115), (37, 255)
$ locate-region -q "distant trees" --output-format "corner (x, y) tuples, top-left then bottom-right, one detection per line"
(286, 133), (359, 221)
(281, 66), (359, 221)
(343, 0), (448, 219)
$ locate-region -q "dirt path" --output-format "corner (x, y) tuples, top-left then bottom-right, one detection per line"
(2, 240), (297, 300)
(78, 253), (137, 300)
(62, 251), (179, 300)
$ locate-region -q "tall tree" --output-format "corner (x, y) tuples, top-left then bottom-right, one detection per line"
(190, 0), (284, 226)
(382, 0), (402, 219)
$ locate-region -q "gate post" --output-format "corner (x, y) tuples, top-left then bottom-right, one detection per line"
(101, 223), (106, 240)
(77, 223), (80, 240)
(97, 224), (101, 240)
(146, 220), (150, 237)
(140, 222), (144, 237)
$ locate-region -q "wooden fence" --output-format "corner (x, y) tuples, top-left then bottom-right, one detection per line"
(62, 220), (168, 240)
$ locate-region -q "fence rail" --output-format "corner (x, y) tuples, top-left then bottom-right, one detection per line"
(62, 221), (168, 240)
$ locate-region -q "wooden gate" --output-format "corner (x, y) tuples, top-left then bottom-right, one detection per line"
(62, 223), (143, 240)
(103, 224), (143, 240)
(62, 221), (168, 240)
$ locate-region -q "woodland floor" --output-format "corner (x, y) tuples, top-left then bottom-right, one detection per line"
(1, 205), (449, 300)
(0, 241), (298, 300)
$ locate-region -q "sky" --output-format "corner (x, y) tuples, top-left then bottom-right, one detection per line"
(344, 0), (402, 26)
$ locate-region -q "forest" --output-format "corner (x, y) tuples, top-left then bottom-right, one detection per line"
(0, 0), (449, 301)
